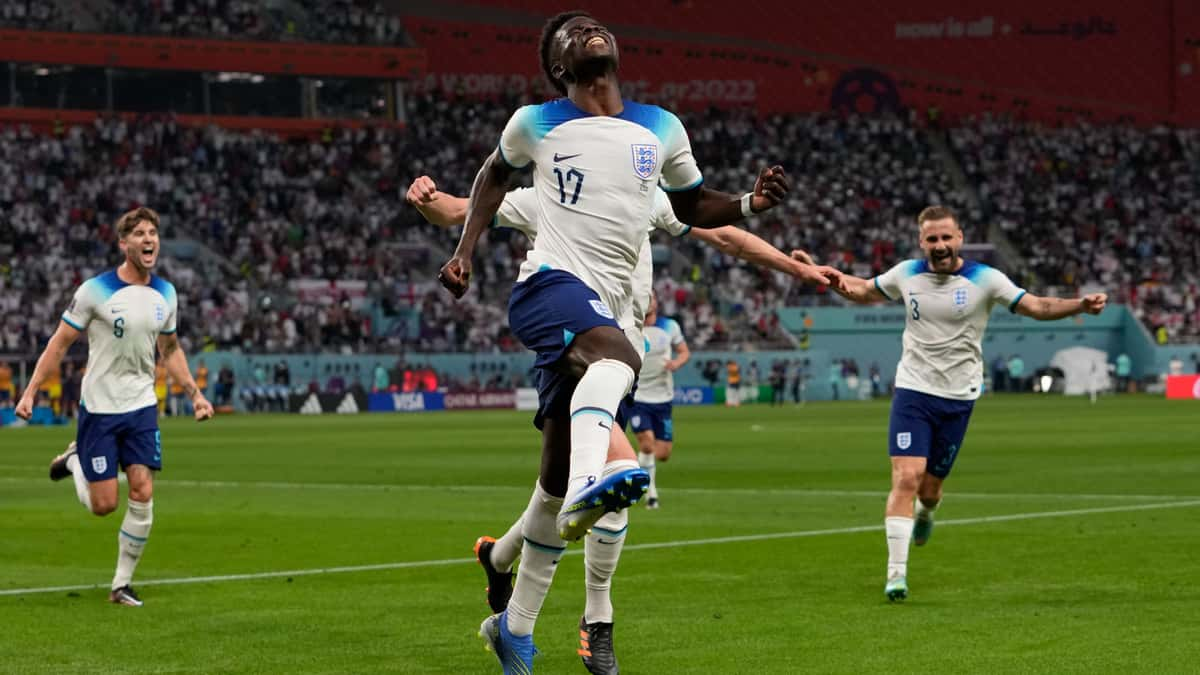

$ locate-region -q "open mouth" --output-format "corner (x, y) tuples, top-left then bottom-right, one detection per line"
(585, 35), (606, 48)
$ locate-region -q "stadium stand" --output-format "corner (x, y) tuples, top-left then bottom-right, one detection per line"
(951, 117), (1200, 341)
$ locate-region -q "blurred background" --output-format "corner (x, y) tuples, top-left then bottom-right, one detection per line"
(1, 0), (1198, 422)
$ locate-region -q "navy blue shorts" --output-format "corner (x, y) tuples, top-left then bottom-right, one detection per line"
(532, 369), (577, 430)
(76, 404), (161, 482)
(888, 388), (974, 479)
(628, 400), (673, 441)
(615, 395), (634, 429)
(508, 269), (621, 370)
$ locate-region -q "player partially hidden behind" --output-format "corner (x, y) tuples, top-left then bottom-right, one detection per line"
(15, 207), (214, 607)
(827, 206), (1106, 602)
(629, 293), (688, 509)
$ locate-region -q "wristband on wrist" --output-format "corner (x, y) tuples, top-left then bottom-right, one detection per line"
(740, 192), (754, 217)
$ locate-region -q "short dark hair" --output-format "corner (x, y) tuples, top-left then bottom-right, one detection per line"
(917, 205), (958, 227)
(116, 206), (160, 238)
(539, 10), (591, 96)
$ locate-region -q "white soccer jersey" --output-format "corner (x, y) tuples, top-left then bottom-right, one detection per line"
(499, 98), (702, 325)
(873, 259), (1026, 400)
(61, 270), (177, 414)
(497, 186), (691, 337)
(635, 316), (686, 404)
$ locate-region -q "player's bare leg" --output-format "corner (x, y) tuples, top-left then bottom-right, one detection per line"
(914, 473), (944, 547)
(648, 438), (673, 509)
(634, 430), (658, 508)
(109, 465), (154, 606)
(49, 442), (117, 515)
(885, 456), (925, 601)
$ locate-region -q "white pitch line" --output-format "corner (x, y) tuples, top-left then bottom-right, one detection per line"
(3, 498), (1198, 598)
(0, 476), (1190, 502)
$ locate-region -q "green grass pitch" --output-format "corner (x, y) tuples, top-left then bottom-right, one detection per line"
(2, 395), (1198, 674)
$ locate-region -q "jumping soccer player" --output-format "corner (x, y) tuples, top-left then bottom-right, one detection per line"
(409, 174), (830, 674)
(15, 207), (214, 607)
(436, 10), (812, 673)
(629, 292), (687, 510)
(826, 205), (1106, 601)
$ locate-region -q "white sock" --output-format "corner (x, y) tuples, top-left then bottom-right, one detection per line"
(638, 452), (658, 500)
(564, 359), (635, 507)
(490, 516), (524, 574)
(915, 498), (940, 521)
(65, 454), (92, 511)
(885, 516), (912, 579)
(506, 483), (566, 637)
(584, 508), (628, 624)
(581, 460), (634, 623)
(490, 480), (546, 573)
(112, 499), (153, 590)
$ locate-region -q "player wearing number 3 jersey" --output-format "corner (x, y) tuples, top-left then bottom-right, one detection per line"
(828, 205), (1107, 602)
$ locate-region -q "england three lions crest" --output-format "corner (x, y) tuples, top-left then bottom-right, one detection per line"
(631, 144), (658, 179)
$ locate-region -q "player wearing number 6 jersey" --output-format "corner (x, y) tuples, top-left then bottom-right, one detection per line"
(15, 207), (214, 607)
(828, 206), (1107, 602)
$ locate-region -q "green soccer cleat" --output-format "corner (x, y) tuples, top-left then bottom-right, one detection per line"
(912, 514), (934, 547)
(885, 575), (908, 602)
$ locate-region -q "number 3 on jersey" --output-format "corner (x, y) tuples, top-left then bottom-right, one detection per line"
(909, 297), (920, 321)
(554, 167), (584, 205)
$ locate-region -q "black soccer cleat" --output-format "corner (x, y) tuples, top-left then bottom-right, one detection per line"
(474, 536), (514, 614)
(578, 616), (619, 675)
(49, 442), (77, 482)
(109, 585), (143, 607)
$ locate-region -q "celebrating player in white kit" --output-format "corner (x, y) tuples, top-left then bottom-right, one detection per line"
(628, 292), (688, 510)
(434, 10), (829, 672)
(409, 173), (829, 674)
(15, 207), (214, 607)
(828, 206), (1106, 601)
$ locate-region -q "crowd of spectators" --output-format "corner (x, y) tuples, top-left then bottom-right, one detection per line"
(951, 116), (1200, 341)
(2, 98), (1198, 362)
(0, 0), (409, 45)
(0, 0), (68, 30)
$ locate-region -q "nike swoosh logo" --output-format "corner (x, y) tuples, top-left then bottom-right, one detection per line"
(598, 421), (611, 430)
(553, 153), (581, 162)
(111, 309), (122, 314)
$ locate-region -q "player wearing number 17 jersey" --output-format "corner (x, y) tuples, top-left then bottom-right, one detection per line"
(829, 206), (1107, 602)
(437, 10), (806, 674)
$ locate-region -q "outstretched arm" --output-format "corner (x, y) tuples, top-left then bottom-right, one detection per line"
(406, 176), (468, 227)
(667, 166), (788, 229)
(15, 322), (80, 420)
(831, 274), (887, 304)
(688, 226), (835, 286)
(438, 150), (514, 297)
(1015, 292), (1107, 320)
(158, 334), (214, 421)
